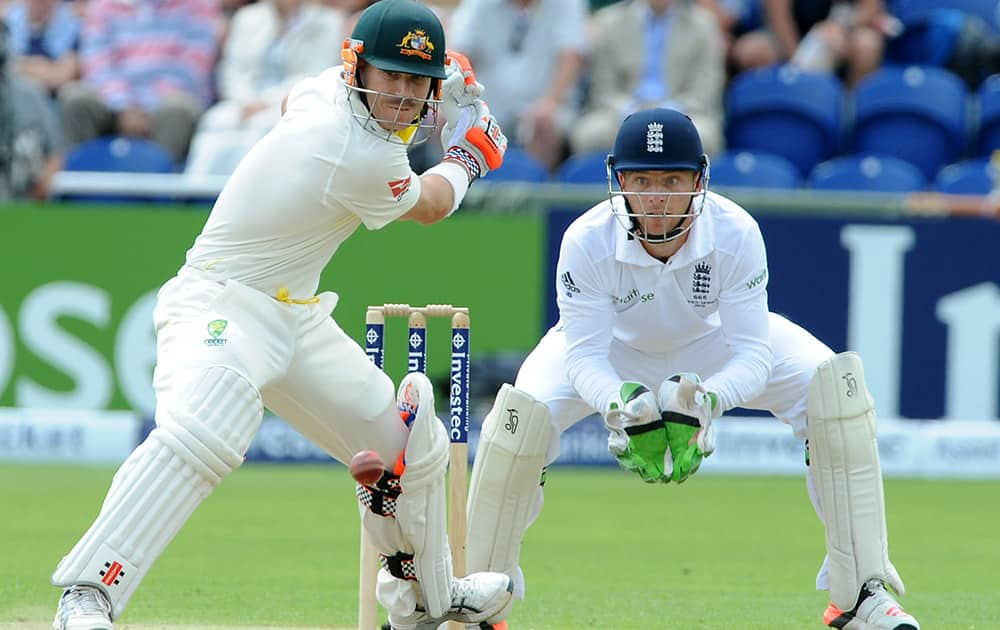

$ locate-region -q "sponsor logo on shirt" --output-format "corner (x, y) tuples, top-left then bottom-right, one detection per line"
(561, 271), (580, 298)
(745, 268), (768, 290)
(388, 176), (412, 201)
(613, 288), (654, 305)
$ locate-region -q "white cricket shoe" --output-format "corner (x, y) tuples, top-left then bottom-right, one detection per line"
(388, 572), (514, 630)
(53, 585), (113, 630)
(824, 579), (919, 630)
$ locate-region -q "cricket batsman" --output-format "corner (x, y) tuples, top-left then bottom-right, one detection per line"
(49, 1), (513, 629)
(465, 108), (920, 630)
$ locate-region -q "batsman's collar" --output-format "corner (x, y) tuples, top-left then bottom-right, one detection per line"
(614, 197), (715, 268)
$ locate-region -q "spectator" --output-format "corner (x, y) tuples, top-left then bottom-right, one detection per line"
(699, 0), (765, 69)
(0, 21), (15, 201)
(448, 0), (587, 171)
(732, 0), (891, 87)
(4, 0), (81, 97)
(886, 8), (1000, 90)
(572, 0), (726, 157)
(9, 73), (64, 198)
(186, 0), (345, 175)
(2, 0), (76, 198)
(58, 0), (221, 164)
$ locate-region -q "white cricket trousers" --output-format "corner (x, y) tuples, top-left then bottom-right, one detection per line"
(508, 312), (837, 596)
(516, 311), (834, 467)
(50, 268), (410, 616)
(154, 267), (409, 465)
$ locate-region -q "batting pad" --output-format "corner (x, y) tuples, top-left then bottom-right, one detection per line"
(467, 384), (551, 598)
(52, 367), (262, 618)
(394, 372), (453, 619)
(807, 352), (904, 610)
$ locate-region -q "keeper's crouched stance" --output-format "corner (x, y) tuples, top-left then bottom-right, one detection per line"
(466, 108), (919, 630)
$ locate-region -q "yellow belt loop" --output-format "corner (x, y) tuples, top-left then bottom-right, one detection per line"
(276, 287), (320, 305)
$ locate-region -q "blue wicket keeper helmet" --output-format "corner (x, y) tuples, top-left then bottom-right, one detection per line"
(606, 108), (711, 243)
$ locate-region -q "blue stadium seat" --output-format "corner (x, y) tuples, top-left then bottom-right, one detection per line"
(64, 136), (176, 173)
(555, 150), (611, 184)
(851, 65), (968, 180)
(481, 147), (549, 183)
(978, 74), (1000, 155)
(725, 65), (844, 178)
(889, 0), (1000, 33)
(808, 154), (928, 192)
(709, 150), (801, 189)
(933, 158), (994, 194)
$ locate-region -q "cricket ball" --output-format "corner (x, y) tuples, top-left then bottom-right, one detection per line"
(350, 450), (385, 486)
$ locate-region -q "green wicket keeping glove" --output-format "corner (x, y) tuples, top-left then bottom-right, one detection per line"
(657, 373), (719, 483)
(603, 382), (672, 483)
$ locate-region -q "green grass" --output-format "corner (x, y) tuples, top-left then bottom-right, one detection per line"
(3, 464), (998, 629)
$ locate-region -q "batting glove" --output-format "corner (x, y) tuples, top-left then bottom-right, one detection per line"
(604, 382), (672, 483)
(441, 50), (484, 112)
(658, 373), (719, 483)
(441, 99), (507, 180)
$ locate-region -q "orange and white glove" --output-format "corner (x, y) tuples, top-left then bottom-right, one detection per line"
(442, 100), (507, 180)
(441, 50), (484, 112)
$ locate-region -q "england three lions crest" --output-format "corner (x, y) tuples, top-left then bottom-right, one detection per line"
(687, 260), (717, 308)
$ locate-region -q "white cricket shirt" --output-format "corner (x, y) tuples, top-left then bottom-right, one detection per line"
(555, 191), (773, 414)
(185, 66), (422, 298)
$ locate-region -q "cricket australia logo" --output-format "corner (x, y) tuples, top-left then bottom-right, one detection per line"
(561, 271), (581, 298)
(204, 319), (228, 346)
(646, 122), (663, 153)
(397, 29), (435, 60)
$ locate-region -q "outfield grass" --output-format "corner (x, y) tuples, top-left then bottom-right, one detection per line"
(2, 464), (997, 629)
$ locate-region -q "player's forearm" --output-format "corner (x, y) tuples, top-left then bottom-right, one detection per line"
(566, 351), (622, 414)
(563, 312), (622, 413)
(704, 289), (773, 409)
(408, 169), (464, 224)
(703, 344), (772, 411)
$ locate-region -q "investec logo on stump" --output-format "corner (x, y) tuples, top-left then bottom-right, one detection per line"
(448, 330), (468, 441)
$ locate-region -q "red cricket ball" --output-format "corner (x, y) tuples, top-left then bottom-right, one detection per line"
(350, 450), (386, 486)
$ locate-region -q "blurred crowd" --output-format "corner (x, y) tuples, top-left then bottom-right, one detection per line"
(1, 0), (999, 200)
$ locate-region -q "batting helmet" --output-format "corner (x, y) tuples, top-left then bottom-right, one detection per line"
(609, 107), (709, 174)
(341, 0), (447, 144)
(347, 0), (447, 80)
(606, 108), (711, 244)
